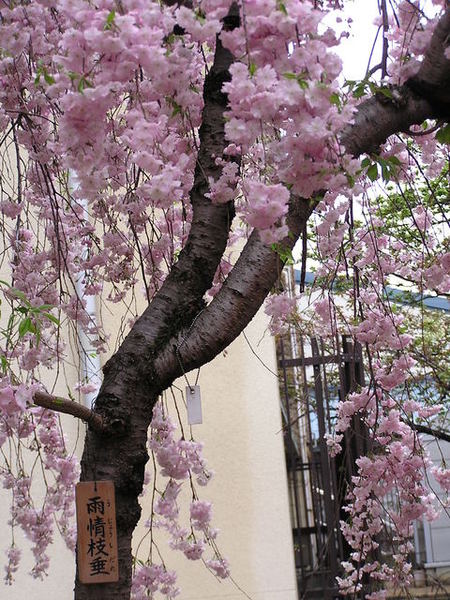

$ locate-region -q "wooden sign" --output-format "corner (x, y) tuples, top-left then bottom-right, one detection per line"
(75, 480), (119, 584)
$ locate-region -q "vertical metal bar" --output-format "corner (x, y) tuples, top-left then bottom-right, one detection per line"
(320, 338), (345, 563)
(69, 171), (102, 409)
(354, 340), (367, 458)
(311, 338), (338, 597)
(342, 336), (367, 463)
(280, 336), (305, 595)
(299, 335), (320, 566)
(338, 335), (362, 566)
(308, 449), (325, 578)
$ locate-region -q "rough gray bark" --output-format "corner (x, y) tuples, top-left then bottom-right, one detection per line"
(73, 6), (450, 600)
(340, 89), (434, 157)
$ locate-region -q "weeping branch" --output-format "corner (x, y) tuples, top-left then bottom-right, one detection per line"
(409, 421), (450, 444)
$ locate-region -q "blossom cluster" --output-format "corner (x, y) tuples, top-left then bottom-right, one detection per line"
(0, 384), (78, 582)
(131, 401), (229, 598)
(299, 185), (448, 594)
(289, 4), (449, 590)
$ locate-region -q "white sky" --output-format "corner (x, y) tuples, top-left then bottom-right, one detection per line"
(333, 0), (381, 80)
(335, 0), (441, 80)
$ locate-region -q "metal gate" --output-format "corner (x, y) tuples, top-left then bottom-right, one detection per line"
(278, 334), (366, 599)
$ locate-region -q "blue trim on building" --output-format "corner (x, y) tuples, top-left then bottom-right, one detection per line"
(294, 270), (449, 312)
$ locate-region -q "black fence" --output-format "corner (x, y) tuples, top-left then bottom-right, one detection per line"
(278, 335), (367, 599)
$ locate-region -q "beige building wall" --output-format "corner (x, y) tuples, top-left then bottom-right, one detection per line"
(0, 304), (298, 600)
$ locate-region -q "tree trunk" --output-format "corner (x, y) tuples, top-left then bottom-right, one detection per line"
(74, 7), (241, 599)
(74, 349), (160, 600)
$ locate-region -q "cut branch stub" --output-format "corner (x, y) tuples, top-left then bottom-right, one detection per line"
(33, 391), (105, 432)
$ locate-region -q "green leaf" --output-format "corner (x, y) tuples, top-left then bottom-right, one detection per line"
(381, 163), (390, 182)
(34, 66), (54, 86)
(283, 71), (309, 88)
(346, 173), (355, 188)
(436, 123), (450, 144)
(329, 92), (341, 107)
(170, 102), (182, 118)
(165, 33), (175, 47)
(249, 62), (257, 77)
(277, 1), (288, 15)
(270, 243), (295, 265)
(18, 317), (34, 338)
(352, 82), (368, 99)
(194, 8), (206, 23)
(42, 312), (60, 325)
(44, 72), (55, 85)
(35, 304), (54, 311)
(104, 10), (116, 30)
(376, 86), (394, 99)
(9, 288), (28, 302)
(366, 163), (378, 181)
(0, 355), (8, 372)
(7, 313), (15, 331)
(360, 157), (371, 168)
(77, 76), (93, 93)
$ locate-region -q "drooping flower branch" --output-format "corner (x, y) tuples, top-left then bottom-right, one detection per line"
(0, 0), (448, 598)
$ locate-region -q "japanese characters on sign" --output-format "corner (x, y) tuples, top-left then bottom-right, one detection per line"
(76, 481), (119, 584)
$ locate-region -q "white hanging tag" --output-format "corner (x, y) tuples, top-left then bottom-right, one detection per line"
(186, 385), (202, 425)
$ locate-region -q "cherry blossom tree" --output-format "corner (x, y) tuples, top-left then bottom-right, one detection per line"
(0, 1), (449, 599)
